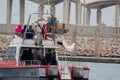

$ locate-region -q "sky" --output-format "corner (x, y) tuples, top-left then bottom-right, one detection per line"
(0, 0), (116, 26)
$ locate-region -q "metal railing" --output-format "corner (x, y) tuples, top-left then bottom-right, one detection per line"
(19, 60), (40, 65)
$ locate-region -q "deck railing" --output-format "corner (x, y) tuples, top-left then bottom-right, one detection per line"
(19, 60), (40, 65)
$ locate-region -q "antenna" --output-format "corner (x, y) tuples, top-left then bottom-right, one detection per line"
(47, 0), (49, 13)
(48, 0), (50, 5)
(44, 0), (51, 15)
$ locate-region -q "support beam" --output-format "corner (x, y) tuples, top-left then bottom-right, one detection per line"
(115, 4), (120, 27)
(86, 8), (91, 25)
(97, 8), (102, 25)
(50, 4), (55, 16)
(83, 0), (86, 26)
(76, 0), (82, 25)
(38, 1), (44, 18)
(94, 24), (102, 57)
(63, 0), (71, 24)
(20, 0), (25, 24)
(71, 27), (77, 56)
(6, 0), (13, 24)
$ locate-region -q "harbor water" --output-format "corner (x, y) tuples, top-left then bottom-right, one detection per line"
(60, 61), (120, 80)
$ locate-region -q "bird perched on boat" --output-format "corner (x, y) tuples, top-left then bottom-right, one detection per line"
(57, 36), (75, 52)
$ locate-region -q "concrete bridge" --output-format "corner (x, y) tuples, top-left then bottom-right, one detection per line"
(86, 0), (120, 27)
(1, 0), (120, 34)
(87, 0), (120, 9)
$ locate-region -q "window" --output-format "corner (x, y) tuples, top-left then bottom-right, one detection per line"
(3, 47), (16, 60)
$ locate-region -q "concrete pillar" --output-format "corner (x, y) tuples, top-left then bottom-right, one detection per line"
(83, 0), (86, 26)
(38, 2), (44, 18)
(97, 8), (102, 25)
(94, 24), (102, 57)
(115, 4), (120, 27)
(50, 5), (55, 16)
(63, 0), (71, 24)
(20, 0), (25, 24)
(86, 8), (91, 25)
(71, 27), (77, 56)
(76, 0), (82, 25)
(6, 0), (13, 24)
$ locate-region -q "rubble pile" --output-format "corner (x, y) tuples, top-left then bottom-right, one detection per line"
(0, 35), (13, 53)
(0, 35), (120, 57)
(56, 36), (120, 57)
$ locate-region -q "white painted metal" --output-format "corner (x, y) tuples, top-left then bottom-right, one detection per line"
(38, 68), (46, 77)
(59, 66), (71, 80)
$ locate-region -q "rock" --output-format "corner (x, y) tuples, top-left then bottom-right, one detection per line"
(0, 35), (13, 53)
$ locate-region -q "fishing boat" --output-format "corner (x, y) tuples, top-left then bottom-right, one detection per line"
(0, 13), (90, 80)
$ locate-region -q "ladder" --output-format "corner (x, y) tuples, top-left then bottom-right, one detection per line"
(56, 53), (71, 80)
(59, 65), (71, 80)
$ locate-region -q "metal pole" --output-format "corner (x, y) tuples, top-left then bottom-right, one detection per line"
(22, 13), (40, 44)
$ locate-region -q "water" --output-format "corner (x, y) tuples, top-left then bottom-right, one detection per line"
(60, 61), (120, 80)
